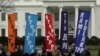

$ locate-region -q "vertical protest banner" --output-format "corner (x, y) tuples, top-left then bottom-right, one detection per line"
(8, 13), (16, 53)
(60, 11), (68, 53)
(24, 13), (38, 54)
(75, 10), (90, 53)
(45, 14), (55, 52)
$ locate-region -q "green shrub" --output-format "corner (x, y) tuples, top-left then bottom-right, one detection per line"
(87, 36), (99, 45)
(36, 36), (45, 45)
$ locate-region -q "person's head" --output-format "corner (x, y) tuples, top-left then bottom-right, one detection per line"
(47, 52), (52, 56)
(23, 53), (29, 56)
(19, 44), (23, 50)
(71, 43), (75, 49)
(30, 53), (35, 56)
(11, 52), (15, 56)
(15, 47), (19, 52)
(6, 51), (11, 56)
(0, 43), (3, 49)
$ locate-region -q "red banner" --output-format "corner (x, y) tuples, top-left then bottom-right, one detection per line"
(8, 13), (16, 53)
(45, 14), (55, 52)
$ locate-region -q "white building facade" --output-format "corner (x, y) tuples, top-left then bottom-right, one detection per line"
(0, 0), (100, 38)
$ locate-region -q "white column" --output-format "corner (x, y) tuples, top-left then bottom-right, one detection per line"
(6, 12), (14, 37)
(6, 13), (8, 37)
(74, 5), (79, 38)
(42, 5), (47, 36)
(0, 12), (1, 37)
(91, 5), (95, 36)
(58, 5), (63, 39)
(17, 11), (25, 37)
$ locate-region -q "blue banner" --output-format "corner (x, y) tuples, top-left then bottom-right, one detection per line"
(60, 11), (68, 53)
(75, 10), (90, 53)
(24, 13), (38, 54)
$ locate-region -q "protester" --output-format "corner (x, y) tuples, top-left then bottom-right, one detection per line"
(0, 43), (7, 56)
(47, 52), (53, 56)
(19, 44), (24, 56)
(99, 48), (100, 56)
(6, 51), (11, 56)
(84, 49), (90, 56)
(60, 52), (66, 56)
(41, 47), (46, 56)
(23, 53), (29, 56)
(55, 47), (61, 56)
(30, 53), (35, 56)
(14, 46), (19, 56)
(11, 44), (24, 56)
(67, 49), (74, 56)
(41, 41), (46, 56)
(67, 43), (75, 56)
(74, 52), (80, 56)
(11, 52), (16, 56)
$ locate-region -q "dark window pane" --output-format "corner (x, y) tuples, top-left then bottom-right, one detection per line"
(55, 13), (59, 21)
(37, 29), (41, 36)
(38, 13), (41, 21)
(2, 13), (6, 21)
(55, 29), (59, 37)
(1, 29), (5, 36)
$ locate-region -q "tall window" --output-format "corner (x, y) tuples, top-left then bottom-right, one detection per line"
(55, 13), (59, 21)
(38, 13), (41, 21)
(1, 29), (5, 36)
(37, 29), (41, 37)
(1, 13), (6, 21)
(55, 29), (59, 37)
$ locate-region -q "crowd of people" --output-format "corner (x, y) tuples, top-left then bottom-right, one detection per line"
(0, 43), (24, 56)
(0, 43), (100, 56)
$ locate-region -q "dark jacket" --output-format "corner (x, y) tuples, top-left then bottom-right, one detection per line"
(68, 49), (74, 56)
(47, 52), (53, 56)
(41, 47), (46, 56)
(0, 49), (6, 56)
(75, 52), (81, 56)
(23, 53), (29, 56)
(99, 49), (100, 56)
(85, 50), (90, 56)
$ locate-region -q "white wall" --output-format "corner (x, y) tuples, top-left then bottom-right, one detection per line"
(15, 6), (44, 37)
(94, 6), (100, 38)
(1, 0), (99, 38)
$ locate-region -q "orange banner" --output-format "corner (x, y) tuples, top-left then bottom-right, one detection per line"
(8, 13), (16, 53)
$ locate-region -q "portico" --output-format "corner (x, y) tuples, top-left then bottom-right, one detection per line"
(42, 1), (95, 38)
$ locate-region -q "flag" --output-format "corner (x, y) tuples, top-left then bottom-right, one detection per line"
(45, 14), (55, 52)
(75, 10), (90, 53)
(8, 13), (16, 53)
(24, 13), (38, 54)
(60, 11), (68, 53)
